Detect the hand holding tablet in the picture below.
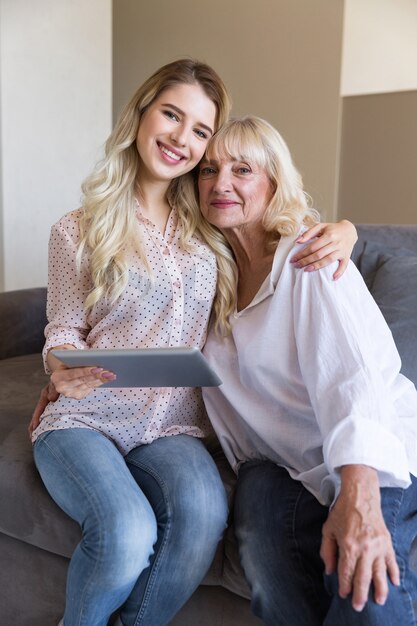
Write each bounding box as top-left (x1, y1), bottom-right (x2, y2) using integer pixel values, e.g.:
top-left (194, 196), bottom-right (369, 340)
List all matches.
top-left (51, 347), bottom-right (222, 388)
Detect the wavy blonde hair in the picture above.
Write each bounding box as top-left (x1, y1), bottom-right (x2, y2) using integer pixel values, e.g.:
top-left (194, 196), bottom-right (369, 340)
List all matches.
top-left (198, 116), bottom-right (320, 334)
top-left (77, 58), bottom-right (231, 309)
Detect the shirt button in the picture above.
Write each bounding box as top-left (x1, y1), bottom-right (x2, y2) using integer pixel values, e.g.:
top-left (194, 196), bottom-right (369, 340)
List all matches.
top-left (174, 319), bottom-right (181, 326)
top-left (163, 248), bottom-right (170, 255)
top-left (173, 280), bottom-right (181, 289)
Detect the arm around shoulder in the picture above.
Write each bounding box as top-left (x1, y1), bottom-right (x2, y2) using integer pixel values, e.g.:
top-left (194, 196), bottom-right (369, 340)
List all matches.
top-left (292, 220), bottom-right (357, 279)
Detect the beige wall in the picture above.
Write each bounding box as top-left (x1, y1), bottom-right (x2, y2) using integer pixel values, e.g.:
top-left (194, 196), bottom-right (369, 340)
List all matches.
top-left (341, 0), bottom-right (417, 96)
top-left (338, 91), bottom-right (417, 224)
top-left (113, 0), bottom-right (344, 220)
top-left (339, 0), bottom-right (417, 224)
top-left (0, 0), bottom-right (112, 291)
top-left (1, 1), bottom-right (415, 293)
top-left (0, 44), bottom-right (4, 292)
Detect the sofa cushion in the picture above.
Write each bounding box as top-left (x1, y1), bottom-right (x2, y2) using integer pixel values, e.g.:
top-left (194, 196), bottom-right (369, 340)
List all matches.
top-left (208, 446), bottom-right (251, 599)
top-left (370, 254), bottom-right (417, 387)
top-left (0, 288), bottom-right (47, 359)
top-left (0, 354), bottom-right (81, 557)
top-left (355, 241), bottom-right (417, 387)
top-left (353, 240), bottom-right (416, 289)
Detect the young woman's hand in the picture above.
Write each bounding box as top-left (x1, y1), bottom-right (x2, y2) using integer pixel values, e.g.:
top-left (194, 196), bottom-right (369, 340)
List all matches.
top-left (28, 346), bottom-right (116, 438)
top-left (291, 220), bottom-right (358, 280)
top-left (45, 344), bottom-right (116, 400)
top-left (49, 364), bottom-right (116, 400)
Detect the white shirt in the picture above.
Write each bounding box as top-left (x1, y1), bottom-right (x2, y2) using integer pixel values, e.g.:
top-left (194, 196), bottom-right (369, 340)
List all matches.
top-left (203, 234), bottom-right (417, 505)
top-left (32, 207), bottom-right (217, 455)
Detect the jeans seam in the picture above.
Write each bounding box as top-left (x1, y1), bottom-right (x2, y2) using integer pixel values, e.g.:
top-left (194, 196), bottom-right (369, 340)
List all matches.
top-left (387, 487), bottom-right (404, 556)
top-left (126, 457), bottom-right (172, 626)
top-left (395, 554), bottom-right (417, 625)
top-left (387, 488), bottom-right (416, 624)
top-left (36, 434), bottom-right (105, 626)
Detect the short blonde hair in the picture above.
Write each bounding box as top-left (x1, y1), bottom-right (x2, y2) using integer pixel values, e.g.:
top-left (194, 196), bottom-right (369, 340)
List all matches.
top-left (201, 116), bottom-right (320, 333)
top-left (204, 115), bottom-right (319, 239)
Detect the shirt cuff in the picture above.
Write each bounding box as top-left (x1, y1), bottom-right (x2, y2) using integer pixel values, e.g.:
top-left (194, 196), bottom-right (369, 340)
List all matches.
top-left (43, 335), bottom-right (88, 374)
top-left (323, 415), bottom-right (411, 490)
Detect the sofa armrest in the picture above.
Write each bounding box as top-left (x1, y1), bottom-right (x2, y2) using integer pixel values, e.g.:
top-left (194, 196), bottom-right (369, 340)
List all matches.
top-left (0, 288), bottom-right (47, 359)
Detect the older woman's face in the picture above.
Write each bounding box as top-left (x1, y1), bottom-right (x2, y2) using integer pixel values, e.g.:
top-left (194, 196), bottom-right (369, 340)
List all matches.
top-left (198, 157), bottom-right (273, 232)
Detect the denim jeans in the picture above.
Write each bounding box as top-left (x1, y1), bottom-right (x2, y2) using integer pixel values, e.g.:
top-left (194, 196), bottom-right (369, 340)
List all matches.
top-left (234, 460), bottom-right (417, 626)
top-left (34, 429), bottom-right (227, 626)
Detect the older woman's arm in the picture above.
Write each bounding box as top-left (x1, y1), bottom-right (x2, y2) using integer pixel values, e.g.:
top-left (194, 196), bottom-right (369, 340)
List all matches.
top-left (320, 464), bottom-right (400, 612)
top-left (291, 220), bottom-right (358, 280)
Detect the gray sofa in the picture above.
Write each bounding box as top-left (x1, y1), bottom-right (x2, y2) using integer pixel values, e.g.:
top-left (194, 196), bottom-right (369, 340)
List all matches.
top-left (1, 224), bottom-right (417, 626)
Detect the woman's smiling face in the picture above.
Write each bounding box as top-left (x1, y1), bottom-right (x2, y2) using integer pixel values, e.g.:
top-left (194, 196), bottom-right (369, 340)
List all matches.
top-left (136, 83), bottom-right (216, 186)
top-left (198, 156), bottom-right (273, 233)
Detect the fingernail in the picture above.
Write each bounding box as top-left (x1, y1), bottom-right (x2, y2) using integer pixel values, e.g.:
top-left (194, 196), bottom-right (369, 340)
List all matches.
top-left (101, 372), bottom-right (116, 380)
top-left (304, 265), bottom-right (315, 272)
top-left (91, 367), bottom-right (103, 374)
top-left (293, 262), bottom-right (302, 269)
top-left (296, 236), bottom-right (304, 242)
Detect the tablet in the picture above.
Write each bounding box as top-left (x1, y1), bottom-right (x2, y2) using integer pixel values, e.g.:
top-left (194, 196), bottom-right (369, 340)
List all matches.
top-left (51, 347), bottom-right (222, 388)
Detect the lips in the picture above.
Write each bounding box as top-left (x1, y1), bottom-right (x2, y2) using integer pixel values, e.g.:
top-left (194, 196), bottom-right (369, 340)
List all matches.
top-left (157, 141), bottom-right (185, 162)
top-left (210, 199), bottom-right (239, 208)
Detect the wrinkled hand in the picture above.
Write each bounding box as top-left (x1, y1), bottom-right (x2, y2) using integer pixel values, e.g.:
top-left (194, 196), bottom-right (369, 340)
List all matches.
top-left (28, 366), bottom-right (116, 439)
top-left (320, 465), bottom-right (399, 612)
top-left (291, 220), bottom-right (358, 280)
top-left (28, 380), bottom-right (60, 437)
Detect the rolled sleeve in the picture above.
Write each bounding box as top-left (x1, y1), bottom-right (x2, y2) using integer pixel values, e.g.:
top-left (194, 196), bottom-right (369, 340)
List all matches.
top-left (324, 416), bottom-right (411, 488)
top-left (293, 261), bottom-right (411, 489)
top-left (43, 216), bottom-right (91, 371)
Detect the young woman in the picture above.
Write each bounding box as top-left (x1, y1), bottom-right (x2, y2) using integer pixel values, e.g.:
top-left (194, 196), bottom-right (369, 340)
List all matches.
top-left (29, 59), bottom-right (357, 626)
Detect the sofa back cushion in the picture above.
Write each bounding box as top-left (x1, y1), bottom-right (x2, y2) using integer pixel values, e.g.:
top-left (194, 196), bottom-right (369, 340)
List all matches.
top-left (0, 288), bottom-right (47, 359)
top-left (354, 226), bottom-right (417, 388)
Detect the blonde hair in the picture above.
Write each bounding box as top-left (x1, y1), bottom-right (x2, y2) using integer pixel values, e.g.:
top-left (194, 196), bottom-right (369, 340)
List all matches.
top-left (78, 58), bottom-right (231, 309)
top-left (200, 116), bottom-right (320, 333)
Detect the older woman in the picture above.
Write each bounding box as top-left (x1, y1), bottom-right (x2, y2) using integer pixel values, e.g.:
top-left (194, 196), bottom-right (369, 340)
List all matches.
top-left (198, 116), bottom-right (417, 626)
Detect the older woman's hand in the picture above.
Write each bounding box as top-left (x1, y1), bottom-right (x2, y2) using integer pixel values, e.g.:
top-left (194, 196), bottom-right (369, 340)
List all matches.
top-left (291, 220), bottom-right (358, 280)
top-left (320, 465), bottom-right (399, 612)
top-left (28, 380), bottom-right (60, 438)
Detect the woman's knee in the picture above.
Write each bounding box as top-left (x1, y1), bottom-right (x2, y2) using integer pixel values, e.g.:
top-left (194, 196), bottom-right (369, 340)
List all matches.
top-left (174, 443), bottom-right (228, 536)
top-left (128, 435), bottom-right (228, 537)
top-left (84, 497), bottom-right (158, 583)
top-left (324, 571), bottom-right (416, 626)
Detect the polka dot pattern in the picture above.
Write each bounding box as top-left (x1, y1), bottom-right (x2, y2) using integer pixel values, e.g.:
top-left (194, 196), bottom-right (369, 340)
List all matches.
top-left (32, 207), bottom-right (217, 455)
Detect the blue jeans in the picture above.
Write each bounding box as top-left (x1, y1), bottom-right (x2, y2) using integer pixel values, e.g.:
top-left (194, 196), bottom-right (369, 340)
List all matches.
top-left (34, 430), bottom-right (227, 626)
top-left (234, 460), bottom-right (417, 626)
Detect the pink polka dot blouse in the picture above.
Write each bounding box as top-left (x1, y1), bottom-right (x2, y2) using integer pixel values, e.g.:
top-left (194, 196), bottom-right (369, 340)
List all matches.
top-left (31, 207), bottom-right (217, 455)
